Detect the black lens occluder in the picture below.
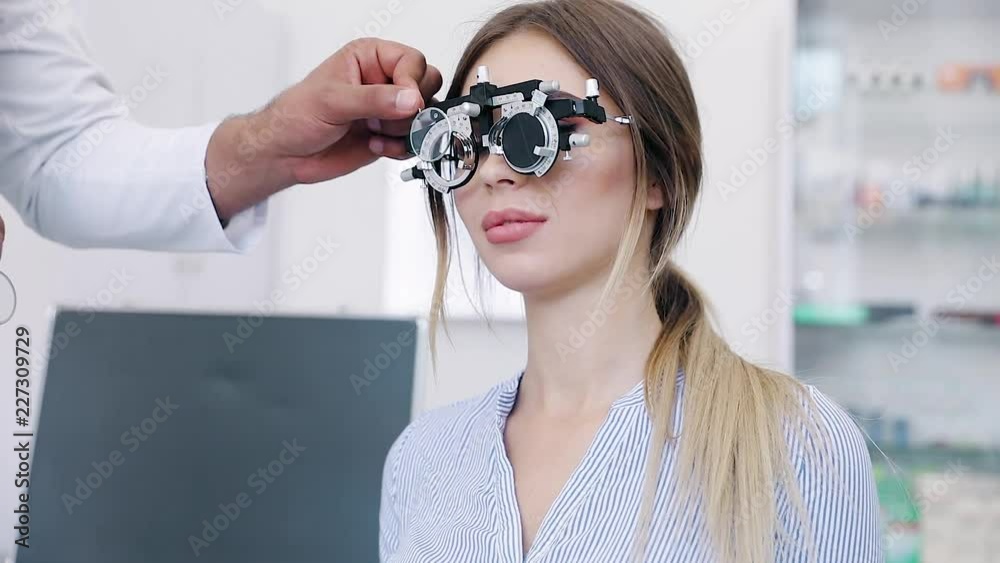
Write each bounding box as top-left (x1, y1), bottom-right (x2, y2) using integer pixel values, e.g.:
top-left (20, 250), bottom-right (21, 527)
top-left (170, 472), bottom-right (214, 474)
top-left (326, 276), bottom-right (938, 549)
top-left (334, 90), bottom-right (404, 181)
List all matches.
top-left (502, 113), bottom-right (546, 170)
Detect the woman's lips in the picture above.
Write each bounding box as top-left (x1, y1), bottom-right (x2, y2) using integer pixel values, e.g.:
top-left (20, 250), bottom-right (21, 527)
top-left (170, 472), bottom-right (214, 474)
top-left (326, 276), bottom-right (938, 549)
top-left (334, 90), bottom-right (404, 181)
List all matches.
top-left (481, 207), bottom-right (549, 244)
top-left (484, 219), bottom-right (547, 244)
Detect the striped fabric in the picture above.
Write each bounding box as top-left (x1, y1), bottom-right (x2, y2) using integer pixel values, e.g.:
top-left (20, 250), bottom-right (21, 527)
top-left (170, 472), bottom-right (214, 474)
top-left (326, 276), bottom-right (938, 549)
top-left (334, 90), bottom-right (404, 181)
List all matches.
top-left (379, 369), bottom-right (883, 563)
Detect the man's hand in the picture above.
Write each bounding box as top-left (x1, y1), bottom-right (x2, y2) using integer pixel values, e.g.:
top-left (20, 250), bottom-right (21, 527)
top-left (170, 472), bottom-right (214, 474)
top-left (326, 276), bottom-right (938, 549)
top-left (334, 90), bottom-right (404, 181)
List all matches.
top-left (204, 37), bottom-right (442, 222)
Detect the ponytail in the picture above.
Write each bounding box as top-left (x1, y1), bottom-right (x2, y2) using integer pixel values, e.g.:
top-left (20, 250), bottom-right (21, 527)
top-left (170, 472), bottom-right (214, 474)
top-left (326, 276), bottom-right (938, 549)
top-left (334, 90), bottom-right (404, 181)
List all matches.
top-left (631, 263), bottom-right (815, 563)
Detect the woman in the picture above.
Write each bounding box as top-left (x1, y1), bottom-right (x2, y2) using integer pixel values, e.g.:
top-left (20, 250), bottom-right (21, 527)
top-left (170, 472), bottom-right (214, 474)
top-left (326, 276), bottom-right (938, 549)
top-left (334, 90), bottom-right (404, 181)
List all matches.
top-left (378, 1), bottom-right (881, 562)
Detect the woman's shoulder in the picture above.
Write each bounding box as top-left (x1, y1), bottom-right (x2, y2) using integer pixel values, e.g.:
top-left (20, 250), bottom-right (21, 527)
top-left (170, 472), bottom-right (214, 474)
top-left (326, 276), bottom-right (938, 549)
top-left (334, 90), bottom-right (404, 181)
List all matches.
top-left (796, 383), bottom-right (871, 466)
top-left (384, 373), bottom-right (519, 469)
top-left (773, 383), bottom-right (882, 561)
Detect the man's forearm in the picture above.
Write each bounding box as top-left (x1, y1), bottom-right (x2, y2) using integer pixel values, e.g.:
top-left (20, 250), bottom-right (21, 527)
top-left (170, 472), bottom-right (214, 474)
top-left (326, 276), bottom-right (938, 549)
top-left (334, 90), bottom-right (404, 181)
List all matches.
top-left (204, 106), bottom-right (297, 222)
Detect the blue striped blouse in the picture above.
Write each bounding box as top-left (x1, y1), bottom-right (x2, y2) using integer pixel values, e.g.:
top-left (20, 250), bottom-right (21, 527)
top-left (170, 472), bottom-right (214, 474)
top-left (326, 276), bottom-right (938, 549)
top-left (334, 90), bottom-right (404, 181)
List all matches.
top-left (378, 369), bottom-right (883, 562)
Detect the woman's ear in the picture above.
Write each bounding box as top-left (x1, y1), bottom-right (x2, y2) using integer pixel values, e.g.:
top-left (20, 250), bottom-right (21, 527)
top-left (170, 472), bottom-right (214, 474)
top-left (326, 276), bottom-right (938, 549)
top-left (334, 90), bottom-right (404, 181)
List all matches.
top-left (646, 182), bottom-right (664, 211)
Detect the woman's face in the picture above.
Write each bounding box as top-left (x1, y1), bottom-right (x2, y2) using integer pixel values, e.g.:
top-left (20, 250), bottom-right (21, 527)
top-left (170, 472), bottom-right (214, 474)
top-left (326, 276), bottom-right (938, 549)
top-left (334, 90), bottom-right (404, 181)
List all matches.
top-left (453, 29), bottom-right (662, 298)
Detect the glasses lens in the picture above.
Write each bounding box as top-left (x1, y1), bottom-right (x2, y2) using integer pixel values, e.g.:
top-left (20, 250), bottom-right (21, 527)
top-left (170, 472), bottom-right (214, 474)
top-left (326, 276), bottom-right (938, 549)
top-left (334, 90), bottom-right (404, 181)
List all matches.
top-left (410, 107), bottom-right (452, 161)
top-left (436, 133), bottom-right (477, 183)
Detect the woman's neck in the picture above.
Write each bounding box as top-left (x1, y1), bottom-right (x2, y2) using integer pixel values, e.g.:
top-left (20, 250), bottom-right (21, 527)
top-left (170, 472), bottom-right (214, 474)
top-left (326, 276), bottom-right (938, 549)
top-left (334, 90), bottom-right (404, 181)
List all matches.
top-left (517, 266), bottom-right (662, 418)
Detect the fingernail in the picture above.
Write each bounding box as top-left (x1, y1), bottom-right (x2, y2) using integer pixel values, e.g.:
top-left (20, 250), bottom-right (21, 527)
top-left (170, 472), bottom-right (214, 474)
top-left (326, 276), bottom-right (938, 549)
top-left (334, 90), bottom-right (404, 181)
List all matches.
top-left (369, 137), bottom-right (384, 154)
top-left (367, 118), bottom-right (381, 132)
top-left (395, 89), bottom-right (420, 112)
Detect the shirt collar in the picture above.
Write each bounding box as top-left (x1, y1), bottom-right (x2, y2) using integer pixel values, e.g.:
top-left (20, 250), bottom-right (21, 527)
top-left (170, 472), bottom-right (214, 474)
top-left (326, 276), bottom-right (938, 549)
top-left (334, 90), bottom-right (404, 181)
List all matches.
top-left (494, 368), bottom-right (685, 424)
top-left (494, 370), bottom-right (522, 425)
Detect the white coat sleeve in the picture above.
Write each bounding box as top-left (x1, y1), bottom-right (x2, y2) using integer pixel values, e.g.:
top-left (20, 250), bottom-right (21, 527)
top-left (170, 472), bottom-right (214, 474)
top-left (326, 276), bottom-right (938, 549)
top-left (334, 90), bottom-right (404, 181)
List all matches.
top-left (0, 1), bottom-right (267, 252)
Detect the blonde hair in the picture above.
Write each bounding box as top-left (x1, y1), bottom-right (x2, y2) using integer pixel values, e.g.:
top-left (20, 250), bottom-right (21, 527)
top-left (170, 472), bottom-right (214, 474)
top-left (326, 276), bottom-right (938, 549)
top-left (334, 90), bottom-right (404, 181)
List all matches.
top-left (424, 1), bottom-right (826, 561)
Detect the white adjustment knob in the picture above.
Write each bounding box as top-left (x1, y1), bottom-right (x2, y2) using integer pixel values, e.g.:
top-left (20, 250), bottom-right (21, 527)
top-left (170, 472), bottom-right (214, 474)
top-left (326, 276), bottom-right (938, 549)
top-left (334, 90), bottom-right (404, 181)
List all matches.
top-left (539, 80), bottom-right (560, 94)
top-left (568, 133), bottom-right (590, 148)
top-left (585, 78), bottom-right (599, 98)
top-left (477, 65), bottom-right (490, 83)
top-left (458, 102), bottom-right (481, 117)
top-left (401, 168), bottom-right (417, 182)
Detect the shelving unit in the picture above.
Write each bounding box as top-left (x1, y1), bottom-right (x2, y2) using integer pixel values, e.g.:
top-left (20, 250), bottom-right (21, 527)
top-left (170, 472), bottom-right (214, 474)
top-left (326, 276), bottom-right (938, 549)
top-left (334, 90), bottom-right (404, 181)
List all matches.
top-left (794, 1), bottom-right (1000, 561)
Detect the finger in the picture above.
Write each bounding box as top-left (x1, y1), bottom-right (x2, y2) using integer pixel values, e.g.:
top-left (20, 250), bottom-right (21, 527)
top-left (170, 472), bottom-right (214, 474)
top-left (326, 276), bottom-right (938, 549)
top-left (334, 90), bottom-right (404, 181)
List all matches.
top-left (374, 91), bottom-right (444, 138)
top-left (374, 40), bottom-right (428, 93)
top-left (350, 38), bottom-right (428, 93)
top-left (328, 83), bottom-right (423, 123)
top-left (354, 47), bottom-right (389, 87)
top-left (379, 65), bottom-right (443, 132)
top-left (368, 135), bottom-right (411, 160)
top-left (367, 113), bottom-right (413, 138)
top-left (363, 40), bottom-right (442, 105)
top-left (367, 116), bottom-right (411, 138)
top-left (416, 63), bottom-right (443, 101)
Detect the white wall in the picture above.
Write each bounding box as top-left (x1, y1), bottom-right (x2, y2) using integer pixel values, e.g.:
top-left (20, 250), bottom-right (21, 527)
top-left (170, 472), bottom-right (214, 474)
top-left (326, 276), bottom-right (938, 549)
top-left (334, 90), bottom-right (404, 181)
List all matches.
top-left (657, 0), bottom-right (796, 371)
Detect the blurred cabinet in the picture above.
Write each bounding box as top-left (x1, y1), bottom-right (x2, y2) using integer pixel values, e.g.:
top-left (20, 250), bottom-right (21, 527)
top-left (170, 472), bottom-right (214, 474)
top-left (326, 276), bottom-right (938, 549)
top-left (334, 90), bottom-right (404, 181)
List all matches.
top-left (793, 1), bottom-right (1000, 561)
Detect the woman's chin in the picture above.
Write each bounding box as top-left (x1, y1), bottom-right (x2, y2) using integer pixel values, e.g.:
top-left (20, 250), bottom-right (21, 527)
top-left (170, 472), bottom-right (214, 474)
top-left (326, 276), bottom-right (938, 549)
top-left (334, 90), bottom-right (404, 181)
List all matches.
top-left (490, 269), bottom-right (558, 296)
top-left (489, 265), bottom-right (575, 298)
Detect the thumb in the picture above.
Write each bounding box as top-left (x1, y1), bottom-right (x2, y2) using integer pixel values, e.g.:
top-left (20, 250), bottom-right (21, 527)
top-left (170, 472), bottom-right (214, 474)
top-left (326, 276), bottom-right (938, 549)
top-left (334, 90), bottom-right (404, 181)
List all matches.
top-left (324, 83), bottom-right (424, 123)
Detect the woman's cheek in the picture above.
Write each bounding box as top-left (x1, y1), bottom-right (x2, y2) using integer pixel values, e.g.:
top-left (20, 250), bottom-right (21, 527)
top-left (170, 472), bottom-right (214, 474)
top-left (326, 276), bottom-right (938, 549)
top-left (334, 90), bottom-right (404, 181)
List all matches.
top-left (453, 191), bottom-right (473, 223)
top-left (454, 194), bottom-right (483, 243)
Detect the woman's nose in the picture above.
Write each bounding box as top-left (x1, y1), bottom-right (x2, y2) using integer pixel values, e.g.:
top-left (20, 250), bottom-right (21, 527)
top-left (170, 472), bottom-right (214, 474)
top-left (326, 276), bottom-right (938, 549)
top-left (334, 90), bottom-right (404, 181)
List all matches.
top-left (476, 149), bottom-right (526, 191)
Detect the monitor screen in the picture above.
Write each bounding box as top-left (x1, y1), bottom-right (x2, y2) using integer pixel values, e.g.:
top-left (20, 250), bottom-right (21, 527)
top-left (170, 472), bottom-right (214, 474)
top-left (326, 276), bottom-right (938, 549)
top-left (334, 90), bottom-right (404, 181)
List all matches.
top-left (18, 310), bottom-right (418, 563)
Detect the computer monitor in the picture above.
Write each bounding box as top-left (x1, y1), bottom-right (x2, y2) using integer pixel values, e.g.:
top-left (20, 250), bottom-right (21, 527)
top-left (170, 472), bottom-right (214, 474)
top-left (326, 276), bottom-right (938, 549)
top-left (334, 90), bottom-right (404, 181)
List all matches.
top-left (18, 310), bottom-right (420, 563)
